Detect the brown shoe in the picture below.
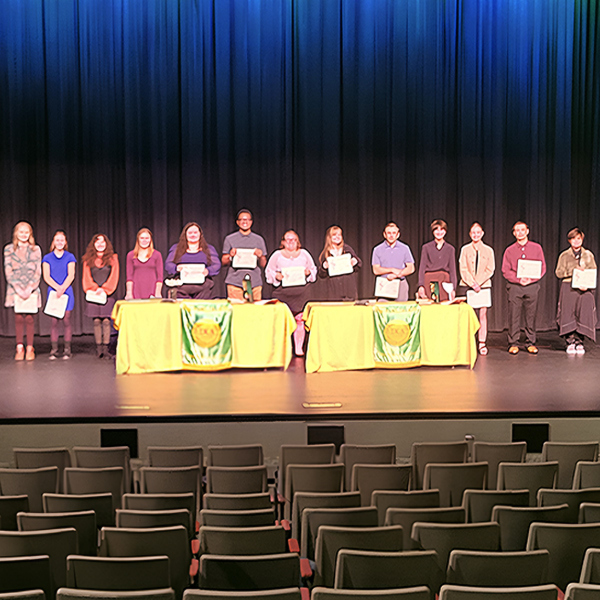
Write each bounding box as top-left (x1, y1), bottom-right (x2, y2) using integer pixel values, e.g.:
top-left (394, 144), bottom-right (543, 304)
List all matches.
top-left (508, 346), bottom-right (519, 355)
top-left (527, 345), bottom-right (539, 354)
top-left (25, 346), bottom-right (35, 361)
top-left (15, 345), bottom-right (25, 361)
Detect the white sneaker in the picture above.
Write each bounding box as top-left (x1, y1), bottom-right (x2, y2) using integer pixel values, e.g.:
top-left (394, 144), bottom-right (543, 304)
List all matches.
top-left (566, 343), bottom-right (577, 355)
top-left (576, 344), bottom-right (586, 355)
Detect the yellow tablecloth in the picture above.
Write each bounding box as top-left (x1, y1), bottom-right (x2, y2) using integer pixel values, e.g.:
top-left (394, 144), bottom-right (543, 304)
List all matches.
top-left (112, 300), bottom-right (296, 374)
top-left (303, 302), bottom-right (480, 373)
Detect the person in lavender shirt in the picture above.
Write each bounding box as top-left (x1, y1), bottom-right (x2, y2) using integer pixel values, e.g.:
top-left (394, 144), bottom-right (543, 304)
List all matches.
top-left (125, 228), bottom-right (163, 300)
top-left (265, 230), bottom-right (317, 356)
top-left (165, 222), bottom-right (221, 299)
top-left (418, 219), bottom-right (457, 302)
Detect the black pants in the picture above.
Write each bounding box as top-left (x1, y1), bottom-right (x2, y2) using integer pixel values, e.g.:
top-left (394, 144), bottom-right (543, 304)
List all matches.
top-left (506, 282), bottom-right (540, 346)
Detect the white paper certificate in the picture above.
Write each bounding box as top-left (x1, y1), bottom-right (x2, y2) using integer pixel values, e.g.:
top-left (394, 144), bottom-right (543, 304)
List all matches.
top-left (281, 266), bottom-right (306, 287)
top-left (86, 289), bottom-right (107, 305)
top-left (44, 290), bottom-right (69, 319)
top-left (517, 259), bottom-right (543, 279)
top-left (374, 276), bottom-right (400, 299)
top-left (232, 248), bottom-right (258, 269)
top-left (180, 264), bottom-right (206, 284)
top-left (327, 253), bottom-right (354, 277)
top-left (14, 292), bottom-right (39, 314)
top-left (572, 269), bottom-right (597, 290)
top-left (466, 288), bottom-right (492, 309)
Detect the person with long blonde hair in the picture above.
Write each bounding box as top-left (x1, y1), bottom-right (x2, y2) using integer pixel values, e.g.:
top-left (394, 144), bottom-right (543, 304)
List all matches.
top-left (125, 228), bottom-right (163, 299)
top-left (318, 225), bottom-right (361, 301)
top-left (4, 221), bottom-right (42, 360)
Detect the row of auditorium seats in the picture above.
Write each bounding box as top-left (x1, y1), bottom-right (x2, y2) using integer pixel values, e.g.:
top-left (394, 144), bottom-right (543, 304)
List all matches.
top-left (1, 441), bottom-right (600, 600)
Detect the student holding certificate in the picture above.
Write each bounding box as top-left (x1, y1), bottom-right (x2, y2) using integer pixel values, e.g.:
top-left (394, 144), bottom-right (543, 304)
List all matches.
top-left (221, 210), bottom-right (267, 300)
top-left (165, 222), bottom-right (220, 299)
top-left (125, 228), bottom-right (163, 300)
top-left (82, 233), bottom-right (120, 359)
top-left (42, 231), bottom-right (77, 359)
top-left (4, 221), bottom-right (42, 361)
top-left (318, 226), bottom-right (361, 301)
top-left (501, 221), bottom-right (546, 354)
top-left (417, 219), bottom-right (457, 302)
top-left (458, 223), bottom-right (495, 355)
top-left (555, 227), bottom-right (597, 354)
top-left (265, 230), bottom-right (317, 356)
top-left (371, 222), bottom-right (415, 301)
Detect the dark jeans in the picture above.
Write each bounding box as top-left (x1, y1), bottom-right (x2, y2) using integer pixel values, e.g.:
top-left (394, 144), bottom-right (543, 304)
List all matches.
top-left (506, 282), bottom-right (540, 346)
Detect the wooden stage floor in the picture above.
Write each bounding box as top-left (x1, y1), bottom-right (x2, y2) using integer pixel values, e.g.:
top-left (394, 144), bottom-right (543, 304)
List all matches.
top-left (1, 332), bottom-right (600, 423)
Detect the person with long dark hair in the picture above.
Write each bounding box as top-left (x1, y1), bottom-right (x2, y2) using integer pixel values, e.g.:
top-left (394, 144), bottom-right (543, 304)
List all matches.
top-left (42, 230), bottom-right (77, 359)
top-left (318, 225), bottom-right (361, 301)
top-left (82, 233), bottom-right (119, 358)
top-left (125, 228), bottom-right (163, 300)
top-left (165, 222), bottom-right (220, 299)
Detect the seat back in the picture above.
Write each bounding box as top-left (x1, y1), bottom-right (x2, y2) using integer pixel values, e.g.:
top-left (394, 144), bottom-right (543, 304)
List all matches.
top-left (13, 448), bottom-right (71, 494)
top-left (199, 525), bottom-right (287, 556)
top-left (0, 496), bottom-right (29, 531)
top-left (43, 493), bottom-right (114, 529)
top-left (57, 589), bottom-right (175, 600)
top-left (302, 506), bottom-right (378, 559)
top-left (0, 555), bottom-right (52, 600)
top-left (203, 493), bottom-right (273, 512)
top-left (148, 446), bottom-right (203, 469)
top-left (278, 444), bottom-right (335, 496)
top-left (541, 442), bottom-right (599, 489)
top-left (438, 583), bottom-right (559, 600)
top-left (410, 442), bottom-right (468, 490)
top-left (372, 490), bottom-right (440, 526)
top-left (0, 468), bottom-right (59, 513)
top-left (573, 462), bottom-right (600, 490)
top-left (18, 511), bottom-right (97, 556)
top-left (66, 554), bottom-right (171, 591)
top-left (64, 467), bottom-right (124, 513)
top-left (472, 442), bottom-right (527, 490)
top-left (527, 522), bottom-right (600, 591)
top-left (122, 493), bottom-right (195, 533)
top-left (313, 588), bottom-right (431, 600)
top-left (183, 589), bottom-right (302, 600)
top-left (207, 445), bottom-right (263, 467)
top-left (565, 583), bottom-right (600, 600)
top-left (0, 591), bottom-right (47, 600)
top-left (199, 508), bottom-right (275, 528)
top-left (579, 547), bottom-right (600, 584)
top-left (462, 489), bottom-right (529, 523)
top-left (537, 488), bottom-right (600, 524)
top-left (99, 525), bottom-right (189, 599)
top-left (492, 503), bottom-right (571, 551)
top-left (386, 507), bottom-right (466, 550)
top-left (411, 522), bottom-right (500, 571)
top-left (0, 528), bottom-right (78, 595)
top-left (72, 447), bottom-right (131, 493)
top-left (497, 462), bottom-right (558, 505)
top-left (351, 465), bottom-right (411, 506)
top-left (116, 509), bottom-right (191, 536)
top-left (340, 445), bottom-right (396, 491)
top-left (334, 549), bottom-right (442, 596)
top-left (423, 463), bottom-right (488, 507)
top-left (314, 525), bottom-right (403, 587)
top-left (446, 549), bottom-right (550, 587)
top-left (199, 553), bottom-right (301, 591)
top-left (205, 466), bottom-right (267, 495)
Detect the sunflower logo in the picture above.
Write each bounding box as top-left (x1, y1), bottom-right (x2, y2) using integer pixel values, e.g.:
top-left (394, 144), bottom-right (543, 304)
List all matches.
top-left (192, 320), bottom-right (221, 348)
top-left (383, 320), bottom-right (411, 347)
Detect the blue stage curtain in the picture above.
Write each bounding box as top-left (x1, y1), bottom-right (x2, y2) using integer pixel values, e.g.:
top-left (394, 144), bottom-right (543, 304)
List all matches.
top-left (0, 0), bottom-right (598, 334)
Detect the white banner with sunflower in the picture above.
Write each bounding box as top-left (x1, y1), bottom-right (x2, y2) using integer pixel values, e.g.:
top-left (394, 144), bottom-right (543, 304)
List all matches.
top-left (373, 302), bottom-right (421, 368)
top-left (180, 300), bottom-right (233, 370)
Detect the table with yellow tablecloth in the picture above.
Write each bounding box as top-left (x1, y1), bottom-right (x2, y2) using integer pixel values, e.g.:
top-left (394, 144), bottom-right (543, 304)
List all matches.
top-left (303, 302), bottom-right (480, 373)
top-left (112, 300), bottom-right (296, 374)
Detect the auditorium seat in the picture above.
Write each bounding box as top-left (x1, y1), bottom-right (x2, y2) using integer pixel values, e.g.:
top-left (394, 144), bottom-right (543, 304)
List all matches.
top-left (203, 492), bottom-right (273, 512)
top-left (351, 465), bottom-right (411, 506)
top-left (199, 508), bottom-right (275, 528)
top-left (537, 487), bottom-right (600, 523)
top-left (140, 466), bottom-right (202, 517)
top-left (572, 462), bottom-right (600, 489)
top-left (147, 446), bottom-right (203, 469)
top-left (73, 447), bottom-right (132, 494)
top-left (0, 555), bottom-right (52, 600)
top-left (541, 442), bottom-right (599, 489)
top-left (472, 442), bottom-right (527, 490)
top-left (371, 490), bottom-right (440, 526)
top-left (122, 492), bottom-right (196, 533)
top-left (116, 508), bottom-right (191, 536)
top-left (497, 462), bottom-right (558, 505)
top-left (312, 588), bottom-right (431, 600)
top-left (183, 588), bottom-right (302, 600)
top-left (277, 444), bottom-right (335, 497)
top-left (565, 583), bottom-right (600, 600)
top-left (339, 444), bottom-right (396, 491)
top-left (205, 466), bottom-right (268, 495)
top-left (438, 584), bottom-right (558, 599)
top-left (13, 447), bottom-right (71, 493)
top-left (410, 442), bottom-right (468, 490)
top-left (43, 493), bottom-right (115, 529)
top-left (578, 502), bottom-right (600, 523)
top-left (0, 467), bottom-right (59, 513)
top-left (207, 445), bottom-right (263, 467)
top-left (0, 496), bottom-right (29, 530)
top-left (57, 589), bottom-right (175, 600)
top-left (64, 467), bottom-right (125, 514)
top-left (580, 547), bottom-right (600, 584)
top-left (198, 525), bottom-right (287, 556)
top-left (423, 463), bottom-right (488, 507)
top-left (462, 489), bottom-right (529, 522)
top-left (0, 592), bottom-right (46, 600)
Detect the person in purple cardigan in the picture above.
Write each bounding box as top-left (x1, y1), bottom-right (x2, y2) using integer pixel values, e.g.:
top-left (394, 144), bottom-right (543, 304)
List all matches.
top-left (165, 222), bottom-right (221, 299)
top-left (418, 219), bottom-right (457, 302)
top-left (125, 228), bottom-right (163, 300)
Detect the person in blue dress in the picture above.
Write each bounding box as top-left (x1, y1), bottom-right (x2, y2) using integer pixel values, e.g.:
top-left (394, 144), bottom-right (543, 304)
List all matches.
top-left (42, 230), bottom-right (77, 359)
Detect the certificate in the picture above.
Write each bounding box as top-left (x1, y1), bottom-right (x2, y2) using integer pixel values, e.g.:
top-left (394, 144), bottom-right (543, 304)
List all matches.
top-left (44, 290), bottom-right (69, 319)
top-left (86, 289), bottom-right (107, 305)
top-left (517, 259), bottom-right (542, 279)
top-left (281, 266), bottom-right (306, 287)
top-left (232, 248), bottom-right (258, 269)
top-left (572, 269), bottom-right (597, 290)
top-left (374, 276), bottom-right (400, 299)
top-left (466, 288), bottom-right (492, 309)
top-left (180, 264), bottom-right (206, 284)
top-left (327, 253), bottom-right (354, 277)
top-left (14, 291), bottom-right (39, 314)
